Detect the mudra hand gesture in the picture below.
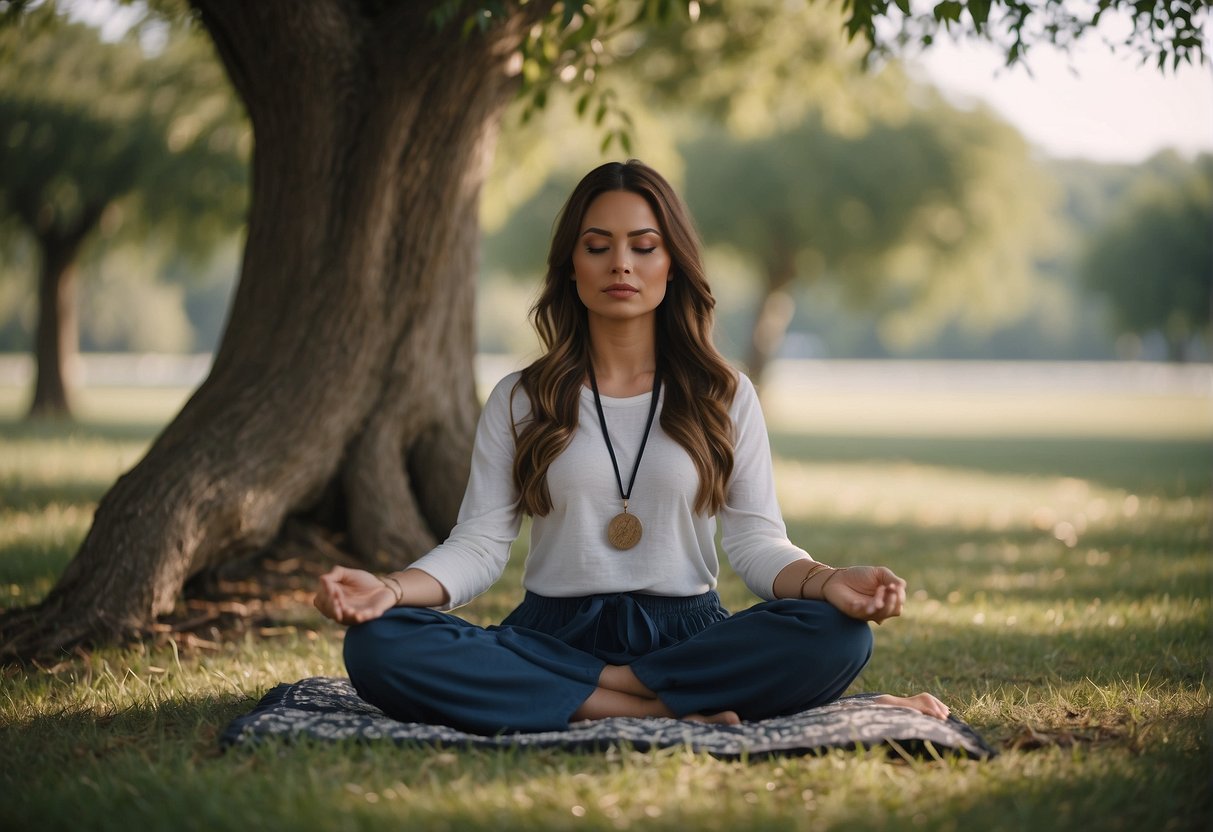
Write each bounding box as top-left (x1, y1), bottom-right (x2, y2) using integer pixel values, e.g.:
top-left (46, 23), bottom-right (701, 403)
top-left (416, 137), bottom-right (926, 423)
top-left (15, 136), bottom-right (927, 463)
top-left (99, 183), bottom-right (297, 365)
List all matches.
top-left (821, 565), bottom-right (907, 624)
top-left (313, 565), bottom-right (397, 625)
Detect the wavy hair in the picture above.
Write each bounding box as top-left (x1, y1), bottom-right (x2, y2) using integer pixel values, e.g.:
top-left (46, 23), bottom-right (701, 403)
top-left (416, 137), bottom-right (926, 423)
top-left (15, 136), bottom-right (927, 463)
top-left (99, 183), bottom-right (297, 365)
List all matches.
top-left (512, 160), bottom-right (737, 516)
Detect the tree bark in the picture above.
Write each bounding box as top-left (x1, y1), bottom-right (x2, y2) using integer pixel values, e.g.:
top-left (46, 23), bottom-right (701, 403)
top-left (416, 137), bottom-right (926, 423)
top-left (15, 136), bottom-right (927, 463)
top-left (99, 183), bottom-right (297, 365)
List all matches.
top-left (27, 233), bottom-right (84, 419)
top-left (0, 0), bottom-right (545, 660)
top-left (745, 246), bottom-right (799, 386)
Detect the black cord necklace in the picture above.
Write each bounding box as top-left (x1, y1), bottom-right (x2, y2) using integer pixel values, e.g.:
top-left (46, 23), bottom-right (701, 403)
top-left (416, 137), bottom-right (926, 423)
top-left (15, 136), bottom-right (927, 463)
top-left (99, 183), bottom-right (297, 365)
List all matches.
top-left (587, 363), bottom-right (662, 550)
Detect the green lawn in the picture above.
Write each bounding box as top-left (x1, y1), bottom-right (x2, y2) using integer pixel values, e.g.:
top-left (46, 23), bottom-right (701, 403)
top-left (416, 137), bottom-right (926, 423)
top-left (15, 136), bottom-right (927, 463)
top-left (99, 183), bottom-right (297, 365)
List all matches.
top-left (1, 380), bottom-right (1209, 831)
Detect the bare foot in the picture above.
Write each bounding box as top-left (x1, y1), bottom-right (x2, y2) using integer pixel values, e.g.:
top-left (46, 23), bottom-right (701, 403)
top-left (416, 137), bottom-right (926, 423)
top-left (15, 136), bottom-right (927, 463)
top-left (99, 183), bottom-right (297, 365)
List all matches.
top-left (873, 692), bottom-right (950, 720)
top-left (682, 710), bottom-right (741, 726)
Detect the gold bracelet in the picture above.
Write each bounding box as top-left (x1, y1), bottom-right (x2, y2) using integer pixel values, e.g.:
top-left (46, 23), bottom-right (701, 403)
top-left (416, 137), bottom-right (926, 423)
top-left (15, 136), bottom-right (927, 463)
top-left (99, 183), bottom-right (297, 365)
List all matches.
top-left (819, 567), bottom-right (846, 597)
top-left (379, 574), bottom-right (404, 606)
top-left (798, 563), bottom-right (832, 599)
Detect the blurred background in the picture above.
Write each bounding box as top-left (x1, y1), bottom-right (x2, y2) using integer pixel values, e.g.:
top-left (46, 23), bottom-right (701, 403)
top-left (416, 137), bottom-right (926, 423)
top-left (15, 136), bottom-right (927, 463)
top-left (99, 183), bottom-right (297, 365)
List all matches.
top-left (0, 0), bottom-right (1209, 413)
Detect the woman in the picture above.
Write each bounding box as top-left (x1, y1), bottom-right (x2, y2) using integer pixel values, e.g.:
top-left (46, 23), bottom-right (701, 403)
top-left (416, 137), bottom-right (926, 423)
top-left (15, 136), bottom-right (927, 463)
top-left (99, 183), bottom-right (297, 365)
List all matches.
top-left (314, 160), bottom-right (947, 733)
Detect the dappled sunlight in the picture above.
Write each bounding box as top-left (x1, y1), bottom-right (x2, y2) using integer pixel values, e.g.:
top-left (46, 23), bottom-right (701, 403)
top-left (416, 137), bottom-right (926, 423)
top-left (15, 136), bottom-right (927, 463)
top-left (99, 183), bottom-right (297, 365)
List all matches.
top-left (2, 435), bottom-right (147, 496)
top-left (3, 627), bottom-right (346, 728)
top-left (770, 457), bottom-right (1197, 549)
top-left (0, 503), bottom-right (91, 606)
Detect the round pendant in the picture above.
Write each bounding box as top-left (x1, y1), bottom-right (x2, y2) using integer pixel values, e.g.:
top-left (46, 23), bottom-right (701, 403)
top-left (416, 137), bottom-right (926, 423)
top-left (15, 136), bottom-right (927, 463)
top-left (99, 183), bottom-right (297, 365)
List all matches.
top-left (607, 511), bottom-right (643, 550)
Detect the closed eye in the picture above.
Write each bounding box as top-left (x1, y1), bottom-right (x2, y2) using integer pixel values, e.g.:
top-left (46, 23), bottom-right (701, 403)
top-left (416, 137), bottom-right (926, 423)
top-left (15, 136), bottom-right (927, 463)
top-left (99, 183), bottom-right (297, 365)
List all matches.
top-left (585, 245), bottom-right (609, 254)
top-left (634, 246), bottom-right (657, 255)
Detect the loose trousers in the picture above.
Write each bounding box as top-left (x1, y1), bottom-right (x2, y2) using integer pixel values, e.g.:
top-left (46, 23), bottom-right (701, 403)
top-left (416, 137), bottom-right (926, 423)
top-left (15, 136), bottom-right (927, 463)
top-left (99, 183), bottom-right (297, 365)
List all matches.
top-left (343, 590), bottom-right (873, 736)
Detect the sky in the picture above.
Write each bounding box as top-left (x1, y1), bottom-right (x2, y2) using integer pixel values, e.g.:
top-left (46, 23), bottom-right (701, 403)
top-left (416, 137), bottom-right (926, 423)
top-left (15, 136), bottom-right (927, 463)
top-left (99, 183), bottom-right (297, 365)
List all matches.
top-left (908, 31), bottom-right (1213, 163)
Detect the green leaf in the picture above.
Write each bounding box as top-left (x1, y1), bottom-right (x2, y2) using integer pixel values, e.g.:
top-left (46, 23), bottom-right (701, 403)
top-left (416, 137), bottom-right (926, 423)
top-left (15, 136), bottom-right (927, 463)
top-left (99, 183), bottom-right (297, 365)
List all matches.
top-left (968, 0), bottom-right (991, 28)
top-left (600, 130), bottom-right (614, 154)
top-left (933, 1), bottom-right (963, 23)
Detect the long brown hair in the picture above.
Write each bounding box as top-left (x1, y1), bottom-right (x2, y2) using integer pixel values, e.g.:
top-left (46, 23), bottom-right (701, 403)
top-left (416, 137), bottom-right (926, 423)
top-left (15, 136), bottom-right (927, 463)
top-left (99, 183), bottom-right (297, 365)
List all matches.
top-left (512, 160), bottom-right (737, 516)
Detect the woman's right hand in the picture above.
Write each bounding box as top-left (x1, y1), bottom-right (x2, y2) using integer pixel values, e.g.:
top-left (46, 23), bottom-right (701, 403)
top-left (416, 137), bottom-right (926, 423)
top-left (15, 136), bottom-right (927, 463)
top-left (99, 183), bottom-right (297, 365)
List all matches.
top-left (313, 565), bottom-right (396, 625)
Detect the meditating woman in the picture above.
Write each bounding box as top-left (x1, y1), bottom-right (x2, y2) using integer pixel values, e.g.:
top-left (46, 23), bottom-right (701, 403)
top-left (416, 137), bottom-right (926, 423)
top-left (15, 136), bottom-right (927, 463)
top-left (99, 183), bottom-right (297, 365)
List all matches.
top-left (313, 160), bottom-right (947, 733)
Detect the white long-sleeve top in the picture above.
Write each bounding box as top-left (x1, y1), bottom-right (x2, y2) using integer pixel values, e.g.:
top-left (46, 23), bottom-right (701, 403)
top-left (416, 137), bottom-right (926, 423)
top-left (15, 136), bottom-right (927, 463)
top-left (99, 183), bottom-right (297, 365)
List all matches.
top-left (407, 370), bottom-right (813, 609)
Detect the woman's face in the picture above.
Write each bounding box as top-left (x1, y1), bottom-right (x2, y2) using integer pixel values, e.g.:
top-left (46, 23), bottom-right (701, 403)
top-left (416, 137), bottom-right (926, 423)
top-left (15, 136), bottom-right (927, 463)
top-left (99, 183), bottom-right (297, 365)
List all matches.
top-left (571, 190), bottom-right (671, 325)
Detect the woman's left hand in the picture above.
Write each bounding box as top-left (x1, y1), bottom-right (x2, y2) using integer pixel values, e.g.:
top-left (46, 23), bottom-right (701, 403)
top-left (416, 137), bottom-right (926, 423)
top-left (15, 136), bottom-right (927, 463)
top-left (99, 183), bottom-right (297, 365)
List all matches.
top-left (821, 566), bottom-right (906, 624)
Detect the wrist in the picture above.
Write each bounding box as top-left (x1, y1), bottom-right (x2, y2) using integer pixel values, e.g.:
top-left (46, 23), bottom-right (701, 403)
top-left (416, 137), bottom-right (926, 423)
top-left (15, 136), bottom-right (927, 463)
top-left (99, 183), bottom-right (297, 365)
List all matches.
top-left (798, 562), bottom-right (835, 600)
top-left (818, 567), bottom-right (846, 601)
top-left (379, 573), bottom-right (404, 606)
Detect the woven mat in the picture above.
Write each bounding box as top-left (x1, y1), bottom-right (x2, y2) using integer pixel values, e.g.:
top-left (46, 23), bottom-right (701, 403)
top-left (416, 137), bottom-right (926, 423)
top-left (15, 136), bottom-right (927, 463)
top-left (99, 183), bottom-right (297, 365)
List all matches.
top-left (221, 676), bottom-right (995, 759)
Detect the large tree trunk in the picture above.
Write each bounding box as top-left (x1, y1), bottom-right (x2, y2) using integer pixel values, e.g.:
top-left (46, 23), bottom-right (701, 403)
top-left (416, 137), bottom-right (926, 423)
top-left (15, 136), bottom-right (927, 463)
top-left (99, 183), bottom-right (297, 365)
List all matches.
top-left (27, 233), bottom-right (83, 419)
top-left (0, 0), bottom-right (544, 659)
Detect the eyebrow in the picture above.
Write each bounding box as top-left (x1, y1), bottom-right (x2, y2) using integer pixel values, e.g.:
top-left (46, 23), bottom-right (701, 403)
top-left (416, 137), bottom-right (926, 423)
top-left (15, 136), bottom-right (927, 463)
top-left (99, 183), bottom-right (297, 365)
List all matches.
top-left (580, 227), bottom-right (662, 238)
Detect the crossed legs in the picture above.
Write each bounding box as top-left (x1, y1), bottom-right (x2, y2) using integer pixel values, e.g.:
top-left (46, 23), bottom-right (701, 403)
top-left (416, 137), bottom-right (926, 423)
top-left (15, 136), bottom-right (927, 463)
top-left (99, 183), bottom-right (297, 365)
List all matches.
top-left (571, 664), bottom-right (741, 725)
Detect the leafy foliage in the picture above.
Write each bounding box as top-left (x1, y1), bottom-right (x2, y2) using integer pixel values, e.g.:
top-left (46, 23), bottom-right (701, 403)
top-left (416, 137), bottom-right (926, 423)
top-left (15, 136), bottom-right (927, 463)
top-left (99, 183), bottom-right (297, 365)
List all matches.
top-left (843, 0), bottom-right (1208, 70)
top-left (0, 5), bottom-right (247, 251)
top-left (681, 90), bottom-right (1055, 355)
top-left (1080, 152), bottom-right (1212, 358)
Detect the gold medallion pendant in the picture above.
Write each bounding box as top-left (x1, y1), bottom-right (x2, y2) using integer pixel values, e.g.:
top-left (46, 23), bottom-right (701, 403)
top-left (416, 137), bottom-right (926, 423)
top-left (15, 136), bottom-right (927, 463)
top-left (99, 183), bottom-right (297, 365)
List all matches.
top-left (607, 511), bottom-right (643, 550)
top-left (588, 364), bottom-right (662, 553)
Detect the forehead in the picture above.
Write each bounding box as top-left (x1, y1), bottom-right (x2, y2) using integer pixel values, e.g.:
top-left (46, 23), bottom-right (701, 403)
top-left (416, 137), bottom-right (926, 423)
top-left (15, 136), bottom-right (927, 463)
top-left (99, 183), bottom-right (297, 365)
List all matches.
top-left (580, 190), bottom-right (661, 233)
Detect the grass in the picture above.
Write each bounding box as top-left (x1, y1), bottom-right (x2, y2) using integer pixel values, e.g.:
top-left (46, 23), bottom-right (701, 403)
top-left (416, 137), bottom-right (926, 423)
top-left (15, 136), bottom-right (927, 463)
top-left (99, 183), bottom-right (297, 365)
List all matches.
top-left (1, 379), bottom-right (1210, 831)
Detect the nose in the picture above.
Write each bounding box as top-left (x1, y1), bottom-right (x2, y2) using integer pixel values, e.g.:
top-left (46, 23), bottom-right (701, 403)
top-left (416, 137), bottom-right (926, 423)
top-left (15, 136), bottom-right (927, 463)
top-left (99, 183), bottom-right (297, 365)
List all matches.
top-left (612, 252), bottom-right (632, 274)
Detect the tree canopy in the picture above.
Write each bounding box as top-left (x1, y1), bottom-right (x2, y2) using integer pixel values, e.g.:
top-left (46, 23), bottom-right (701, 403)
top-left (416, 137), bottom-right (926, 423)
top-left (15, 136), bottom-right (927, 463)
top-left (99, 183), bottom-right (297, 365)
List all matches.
top-left (0, 3), bottom-right (247, 415)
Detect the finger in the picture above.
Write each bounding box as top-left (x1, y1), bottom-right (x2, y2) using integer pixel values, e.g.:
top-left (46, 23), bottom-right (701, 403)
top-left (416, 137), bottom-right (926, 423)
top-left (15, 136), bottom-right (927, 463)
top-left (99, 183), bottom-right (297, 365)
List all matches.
top-left (865, 585), bottom-right (882, 615)
top-left (883, 583), bottom-right (902, 614)
top-left (892, 580), bottom-right (906, 603)
top-left (879, 566), bottom-right (904, 585)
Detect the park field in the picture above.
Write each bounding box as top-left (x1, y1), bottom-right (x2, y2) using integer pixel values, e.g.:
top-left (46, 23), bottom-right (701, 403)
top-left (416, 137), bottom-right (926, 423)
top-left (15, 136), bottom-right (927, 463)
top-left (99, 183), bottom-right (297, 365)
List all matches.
top-left (0, 367), bottom-right (1210, 831)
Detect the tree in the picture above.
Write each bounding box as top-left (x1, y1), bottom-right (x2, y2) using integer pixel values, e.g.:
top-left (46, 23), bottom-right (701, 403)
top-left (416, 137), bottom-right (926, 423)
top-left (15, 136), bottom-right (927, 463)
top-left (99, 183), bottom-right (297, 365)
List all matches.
top-left (0, 7), bottom-right (246, 418)
top-left (1080, 153), bottom-right (1212, 361)
top-left (0, 0), bottom-right (1207, 659)
top-left (681, 95), bottom-right (1052, 381)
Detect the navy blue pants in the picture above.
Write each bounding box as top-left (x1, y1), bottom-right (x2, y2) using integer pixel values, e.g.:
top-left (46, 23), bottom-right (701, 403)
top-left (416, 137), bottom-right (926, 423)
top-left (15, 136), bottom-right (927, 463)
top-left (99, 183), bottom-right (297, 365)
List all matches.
top-left (343, 590), bottom-right (873, 736)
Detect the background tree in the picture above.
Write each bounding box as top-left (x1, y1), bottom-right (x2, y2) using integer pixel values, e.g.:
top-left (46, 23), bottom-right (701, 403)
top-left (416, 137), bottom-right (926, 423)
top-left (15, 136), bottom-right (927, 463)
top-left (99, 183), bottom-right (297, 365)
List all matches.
top-left (1080, 153), bottom-right (1212, 361)
top-left (0, 0), bottom-right (1206, 659)
top-left (680, 94), bottom-right (1052, 381)
top-left (0, 6), bottom-right (246, 418)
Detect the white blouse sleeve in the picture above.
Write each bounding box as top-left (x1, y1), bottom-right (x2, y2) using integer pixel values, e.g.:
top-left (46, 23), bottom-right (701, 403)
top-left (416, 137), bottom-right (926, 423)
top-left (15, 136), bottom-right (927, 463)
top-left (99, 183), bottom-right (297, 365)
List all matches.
top-left (717, 372), bottom-right (813, 600)
top-left (405, 373), bottom-right (525, 609)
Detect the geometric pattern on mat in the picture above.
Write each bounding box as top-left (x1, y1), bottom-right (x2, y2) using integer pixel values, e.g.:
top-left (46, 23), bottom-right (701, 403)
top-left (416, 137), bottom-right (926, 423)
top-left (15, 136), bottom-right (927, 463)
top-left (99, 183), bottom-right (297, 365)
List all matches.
top-left (221, 676), bottom-right (996, 760)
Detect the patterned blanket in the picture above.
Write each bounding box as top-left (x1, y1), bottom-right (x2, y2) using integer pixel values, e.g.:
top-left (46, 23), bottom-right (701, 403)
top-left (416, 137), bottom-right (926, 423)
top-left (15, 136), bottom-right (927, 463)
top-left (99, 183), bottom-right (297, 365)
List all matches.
top-left (221, 677), bottom-right (996, 759)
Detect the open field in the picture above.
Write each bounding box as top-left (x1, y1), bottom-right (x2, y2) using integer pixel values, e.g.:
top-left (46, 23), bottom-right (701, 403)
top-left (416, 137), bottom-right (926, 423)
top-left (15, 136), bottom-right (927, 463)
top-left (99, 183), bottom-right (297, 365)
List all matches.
top-left (1, 368), bottom-right (1209, 831)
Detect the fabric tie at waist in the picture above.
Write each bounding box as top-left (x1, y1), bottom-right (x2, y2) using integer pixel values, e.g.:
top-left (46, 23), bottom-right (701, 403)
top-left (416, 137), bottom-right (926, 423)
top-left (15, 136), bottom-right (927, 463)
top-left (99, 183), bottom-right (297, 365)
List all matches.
top-left (500, 590), bottom-right (729, 665)
top-left (549, 594), bottom-right (663, 664)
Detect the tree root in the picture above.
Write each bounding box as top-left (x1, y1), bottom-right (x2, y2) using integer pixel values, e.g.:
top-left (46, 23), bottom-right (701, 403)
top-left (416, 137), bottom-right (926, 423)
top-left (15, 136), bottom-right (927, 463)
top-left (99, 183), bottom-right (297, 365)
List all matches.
top-left (0, 531), bottom-right (350, 667)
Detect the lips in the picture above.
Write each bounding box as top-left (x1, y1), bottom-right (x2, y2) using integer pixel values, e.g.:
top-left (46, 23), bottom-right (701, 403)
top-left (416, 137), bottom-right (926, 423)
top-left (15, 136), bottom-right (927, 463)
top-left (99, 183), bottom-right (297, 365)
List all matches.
top-left (603, 283), bottom-right (639, 298)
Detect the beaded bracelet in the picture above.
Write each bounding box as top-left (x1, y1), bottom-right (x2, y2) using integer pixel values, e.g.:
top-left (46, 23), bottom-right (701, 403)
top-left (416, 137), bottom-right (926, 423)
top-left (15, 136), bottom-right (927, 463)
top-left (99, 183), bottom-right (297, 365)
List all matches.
top-left (798, 562), bottom-right (833, 599)
top-left (379, 574), bottom-right (404, 606)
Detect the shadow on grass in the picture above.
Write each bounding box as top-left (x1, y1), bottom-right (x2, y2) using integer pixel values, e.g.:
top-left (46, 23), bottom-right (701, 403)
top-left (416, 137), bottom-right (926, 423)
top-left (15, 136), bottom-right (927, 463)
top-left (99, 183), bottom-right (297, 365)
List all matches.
top-left (870, 615), bottom-right (1209, 690)
top-left (770, 432), bottom-right (1213, 497)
